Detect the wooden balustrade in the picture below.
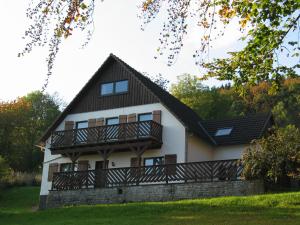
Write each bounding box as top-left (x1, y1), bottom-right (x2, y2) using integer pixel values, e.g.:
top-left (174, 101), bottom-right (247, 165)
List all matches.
top-left (51, 159), bottom-right (243, 191)
top-left (50, 120), bottom-right (163, 150)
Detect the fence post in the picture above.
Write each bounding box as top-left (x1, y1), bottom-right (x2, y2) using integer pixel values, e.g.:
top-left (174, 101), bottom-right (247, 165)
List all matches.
top-left (165, 165), bottom-right (169, 184)
top-left (210, 161), bottom-right (214, 182)
top-left (124, 168), bottom-right (128, 186)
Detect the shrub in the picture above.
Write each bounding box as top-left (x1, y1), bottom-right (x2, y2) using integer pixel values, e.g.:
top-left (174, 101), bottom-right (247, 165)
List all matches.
top-left (242, 125), bottom-right (300, 186)
top-left (5, 171), bottom-right (41, 187)
top-left (0, 156), bottom-right (11, 188)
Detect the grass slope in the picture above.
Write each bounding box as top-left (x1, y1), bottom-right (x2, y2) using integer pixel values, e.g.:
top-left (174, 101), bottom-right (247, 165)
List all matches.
top-left (0, 187), bottom-right (300, 225)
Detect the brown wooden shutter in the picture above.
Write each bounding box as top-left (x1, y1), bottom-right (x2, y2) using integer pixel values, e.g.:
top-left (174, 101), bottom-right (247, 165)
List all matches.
top-left (119, 115), bottom-right (127, 139)
top-left (153, 110), bottom-right (161, 124)
top-left (96, 118), bottom-right (104, 126)
top-left (128, 114), bottom-right (136, 122)
top-left (78, 160), bottom-right (89, 171)
top-left (64, 121), bottom-right (74, 130)
top-left (48, 163), bottom-right (59, 181)
top-left (64, 121), bottom-right (74, 145)
top-left (165, 154), bottom-right (177, 176)
top-left (87, 119), bottom-right (96, 142)
top-left (119, 115), bottom-right (127, 123)
top-left (130, 157), bottom-right (140, 167)
top-left (88, 119), bottom-right (96, 127)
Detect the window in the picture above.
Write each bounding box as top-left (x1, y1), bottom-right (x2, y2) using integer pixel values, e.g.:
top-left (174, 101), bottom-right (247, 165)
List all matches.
top-left (138, 113), bottom-right (153, 122)
top-left (106, 117), bottom-right (119, 125)
top-left (100, 80), bottom-right (128, 96)
top-left (215, 128), bottom-right (233, 136)
top-left (76, 121), bottom-right (88, 129)
top-left (144, 157), bottom-right (164, 176)
top-left (60, 163), bottom-right (73, 172)
top-left (115, 80), bottom-right (128, 93)
top-left (144, 157), bottom-right (164, 166)
top-left (100, 82), bottom-right (114, 96)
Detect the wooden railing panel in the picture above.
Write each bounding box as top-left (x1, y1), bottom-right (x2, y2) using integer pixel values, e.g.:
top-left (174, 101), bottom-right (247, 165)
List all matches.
top-left (51, 159), bottom-right (243, 191)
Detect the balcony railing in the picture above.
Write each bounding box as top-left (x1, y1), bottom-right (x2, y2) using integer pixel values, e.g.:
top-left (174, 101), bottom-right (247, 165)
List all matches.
top-left (51, 159), bottom-right (243, 191)
top-left (50, 120), bottom-right (163, 150)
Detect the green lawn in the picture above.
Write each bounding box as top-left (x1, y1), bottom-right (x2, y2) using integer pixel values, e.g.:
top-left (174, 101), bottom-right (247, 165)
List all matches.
top-left (0, 187), bottom-right (300, 225)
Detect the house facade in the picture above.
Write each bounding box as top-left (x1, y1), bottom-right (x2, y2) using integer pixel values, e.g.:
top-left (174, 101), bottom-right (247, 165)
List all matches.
top-left (39, 54), bottom-right (273, 208)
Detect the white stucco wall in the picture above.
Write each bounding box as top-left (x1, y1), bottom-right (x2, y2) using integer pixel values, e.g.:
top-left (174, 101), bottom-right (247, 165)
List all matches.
top-left (40, 103), bottom-right (187, 195)
top-left (186, 134), bottom-right (213, 162)
top-left (213, 145), bottom-right (248, 160)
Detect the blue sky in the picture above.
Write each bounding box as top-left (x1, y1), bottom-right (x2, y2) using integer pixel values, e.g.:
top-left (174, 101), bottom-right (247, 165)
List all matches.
top-left (0, 0), bottom-right (248, 103)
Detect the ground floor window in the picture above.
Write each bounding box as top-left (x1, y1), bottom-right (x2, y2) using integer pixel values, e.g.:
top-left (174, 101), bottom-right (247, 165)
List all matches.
top-left (143, 157), bottom-right (164, 176)
top-left (60, 163), bottom-right (73, 172)
top-left (144, 157), bottom-right (164, 166)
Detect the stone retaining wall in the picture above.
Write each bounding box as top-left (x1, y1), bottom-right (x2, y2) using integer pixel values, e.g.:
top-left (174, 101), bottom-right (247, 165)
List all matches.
top-left (40, 180), bottom-right (264, 209)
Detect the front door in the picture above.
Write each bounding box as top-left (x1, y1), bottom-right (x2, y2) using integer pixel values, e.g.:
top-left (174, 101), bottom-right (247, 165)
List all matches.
top-left (95, 160), bottom-right (109, 188)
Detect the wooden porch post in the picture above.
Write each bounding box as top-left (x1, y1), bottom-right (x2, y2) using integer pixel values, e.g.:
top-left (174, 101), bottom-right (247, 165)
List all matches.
top-left (65, 152), bottom-right (82, 171)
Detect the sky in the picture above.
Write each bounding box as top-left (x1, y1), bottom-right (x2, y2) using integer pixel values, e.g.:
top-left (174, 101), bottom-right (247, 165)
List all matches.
top-left (0, 0), bottom-right (245, 103)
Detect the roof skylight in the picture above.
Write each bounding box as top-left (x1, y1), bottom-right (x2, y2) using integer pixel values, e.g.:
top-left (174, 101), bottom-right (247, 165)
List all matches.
top-left (215, 128), bottom-right (233, 136)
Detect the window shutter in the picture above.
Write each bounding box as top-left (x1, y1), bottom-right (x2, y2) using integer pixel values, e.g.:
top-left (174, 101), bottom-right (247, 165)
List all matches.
top-left (64, 121), bottom-right (74, 145)
top-left (128, 114), bottom-right (136, 122)
top-left (87, 119), bottom-right (97, 142)
top-left (96, 118), bottom-right (104, 126)
top-left (48, 163), bottom-right (59, 181)
top-left (165, 154), bottom-right (177, 164)
top-left (130, 157), bottom-right (140, 167)
top-left (88, 119), bottom-right (96, 127)
top-left (165, 154), bottom-right (177, 176)
top-left (119, 115), bottom-right (127, 123)
top-left (64, 121), bottom-right (74, 130)
top-left (78, 160), bottom-right (89, 171)
top-left (153, 110), bottom-right (161, 124)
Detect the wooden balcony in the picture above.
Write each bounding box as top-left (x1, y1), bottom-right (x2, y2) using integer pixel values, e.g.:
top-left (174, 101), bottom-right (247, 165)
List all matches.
top-left (51, 159), bottom-right (243, 191)
top-left (50, 120), bottom-right (163, 154)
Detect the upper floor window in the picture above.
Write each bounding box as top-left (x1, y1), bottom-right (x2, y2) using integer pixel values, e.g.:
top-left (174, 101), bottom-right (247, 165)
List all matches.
top-left (106, 117), bottom-right (119, 125)
top-left (101, 83), bottom-right (114, 96)
top-left (115, 80), bottom-right (128, 93)
top-left (76, 121), bottom-right (88, 129)
top-left (100, 80), bottom-right (128, 96)
top-left (138, 113), bottom-right (153, 122)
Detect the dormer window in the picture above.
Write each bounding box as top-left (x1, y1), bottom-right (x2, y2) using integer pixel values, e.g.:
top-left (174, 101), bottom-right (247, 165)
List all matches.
top-left (100, 80), bottom-right (128, 96)
top-left (215, 128), bottom-right (233, 136)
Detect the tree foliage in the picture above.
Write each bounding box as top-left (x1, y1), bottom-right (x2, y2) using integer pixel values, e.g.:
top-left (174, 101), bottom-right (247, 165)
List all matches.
top-left (242, 125), bottom-right (300, 184)
top-left (22, 0), bottom-right (299, 91)
top-left (0, 91), bottom-right (62, 172)
top-left (170, 74), bottom-right (300, 126)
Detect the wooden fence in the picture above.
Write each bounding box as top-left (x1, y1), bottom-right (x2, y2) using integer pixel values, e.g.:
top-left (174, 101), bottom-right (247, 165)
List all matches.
top-left (51, 159), bottom-right (243, 191)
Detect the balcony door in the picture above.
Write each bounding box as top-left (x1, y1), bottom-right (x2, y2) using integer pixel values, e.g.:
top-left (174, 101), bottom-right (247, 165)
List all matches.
top-left (138, 113), bottom-right (152, 137)
top-left (75, 121), bottom-right (88, 144)
top-left (105, 117), bottom-right (119, 140)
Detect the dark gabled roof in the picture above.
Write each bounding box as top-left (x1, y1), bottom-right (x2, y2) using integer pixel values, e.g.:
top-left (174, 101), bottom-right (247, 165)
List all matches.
top-left (39, 54), bottom-right (215, 144)
top-left (202, 112), bottom-right (274, 146)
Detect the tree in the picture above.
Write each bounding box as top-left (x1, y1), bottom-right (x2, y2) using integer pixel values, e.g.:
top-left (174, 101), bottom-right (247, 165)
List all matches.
top-left (171, 74), bottom-right (300, 126)
top-left (242, 125), bottom-right (300, 185)
top-left (21, 0), bottom-right (299, 91)
top-left (0, 91), bottom-right (62, 171)
top-left (170, 74), bottom-right (236, 120)
top-left (144, 73), bottom-right (170, 90)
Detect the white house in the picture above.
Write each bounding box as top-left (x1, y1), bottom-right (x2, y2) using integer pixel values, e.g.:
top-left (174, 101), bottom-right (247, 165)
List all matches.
top-left (39, 54), bottom-right (273, 208)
